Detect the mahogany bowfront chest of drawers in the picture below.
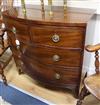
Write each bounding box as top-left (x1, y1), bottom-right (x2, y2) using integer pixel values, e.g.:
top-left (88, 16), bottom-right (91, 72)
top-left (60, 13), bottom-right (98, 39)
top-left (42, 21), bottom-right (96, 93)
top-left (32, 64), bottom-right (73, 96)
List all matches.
top-left (2, 5), bottom-right (94, 97)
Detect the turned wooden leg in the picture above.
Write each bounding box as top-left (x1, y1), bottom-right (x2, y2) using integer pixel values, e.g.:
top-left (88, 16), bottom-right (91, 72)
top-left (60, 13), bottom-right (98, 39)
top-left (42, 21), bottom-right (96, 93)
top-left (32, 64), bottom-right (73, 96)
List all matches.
top-left (2, 73), bottom-right (7, 85)
top-left (1, 36), bottom-right (4, 49)
top-left (76, 85), bottom-right (87, 105)
top-left (18, 68), bottom-right (24, 75)
top-left (0, 31), bottom-right (5, 49)
top-left (0, 68), bottom-right (7, 85)
top-left (72, 86), bottom-right (79, 98)
top-left (14, 59), bottom-right (24, 75)
top-left (18, 60), bottom-right (25, 75)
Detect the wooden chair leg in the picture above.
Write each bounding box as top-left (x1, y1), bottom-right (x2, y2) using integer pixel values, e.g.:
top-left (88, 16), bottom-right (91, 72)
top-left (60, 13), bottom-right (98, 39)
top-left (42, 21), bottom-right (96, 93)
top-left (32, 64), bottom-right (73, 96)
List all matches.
top-left (18, 68), bottom-right (24, 75)
top-left (1, 36), bottom-right (4, 49)
top-left (18, 60), bottom-right (24, 75)
top-left (0, 68), bottom-right (7, 85)
top-left (76, 85), bottom-right (87, 105)
top-left (14, 58), bottom-right (24, 75)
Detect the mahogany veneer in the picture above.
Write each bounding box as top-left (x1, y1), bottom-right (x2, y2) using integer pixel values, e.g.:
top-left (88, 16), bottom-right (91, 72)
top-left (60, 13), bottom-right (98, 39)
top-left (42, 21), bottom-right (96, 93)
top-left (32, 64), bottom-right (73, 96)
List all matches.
top-left (2, 5), bottom-right (95, 97)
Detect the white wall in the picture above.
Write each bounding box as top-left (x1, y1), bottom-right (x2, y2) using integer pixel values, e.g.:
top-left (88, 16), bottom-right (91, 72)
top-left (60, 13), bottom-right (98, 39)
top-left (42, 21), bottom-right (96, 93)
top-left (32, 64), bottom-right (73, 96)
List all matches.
top-left (83, 15), bottom-right (97, 75)
top-left (88, 15), bottom-right (100, 75)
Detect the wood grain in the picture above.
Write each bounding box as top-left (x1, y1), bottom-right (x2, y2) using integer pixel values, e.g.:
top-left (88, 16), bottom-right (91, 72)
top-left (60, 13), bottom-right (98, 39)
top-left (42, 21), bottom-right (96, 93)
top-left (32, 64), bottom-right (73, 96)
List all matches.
top-left (2, 5), bottom-right (95, 97)
top-left (85, 43), bottom-right (100, 52)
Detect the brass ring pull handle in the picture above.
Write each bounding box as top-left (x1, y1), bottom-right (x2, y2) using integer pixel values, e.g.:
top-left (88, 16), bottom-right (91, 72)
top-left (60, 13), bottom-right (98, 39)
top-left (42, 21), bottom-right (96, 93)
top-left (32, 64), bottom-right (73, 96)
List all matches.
top-left (52, 54), bottom-right (60, 62)
top-left (12, 26), bottom-right (16, 34)
top-left (52, 34), bottom-right (60, 43)
top-left (54, 73), bottom-right (61, 80)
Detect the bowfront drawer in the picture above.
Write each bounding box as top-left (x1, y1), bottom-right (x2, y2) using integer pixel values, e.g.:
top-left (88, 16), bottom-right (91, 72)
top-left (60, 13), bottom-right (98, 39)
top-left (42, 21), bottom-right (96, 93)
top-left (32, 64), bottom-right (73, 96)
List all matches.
top-left (23, 45), bottom-right (82, 67)
top-left (5, 18), bottom-right (30, 42)
top-left (30, 26), bottom-right (85, 48)
top-left (36, 66), bottom-right (80, 85)
top-left (22, 56), bottom-right (80, 85)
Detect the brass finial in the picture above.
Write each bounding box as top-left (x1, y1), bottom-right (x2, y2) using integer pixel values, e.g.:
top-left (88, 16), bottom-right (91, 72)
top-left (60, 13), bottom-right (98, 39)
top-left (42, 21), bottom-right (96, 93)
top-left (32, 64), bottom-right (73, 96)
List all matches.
top-left (21, 0), bottom-right (26, 15)
top-left (40, 0), bottom-right (44, 12)
top-left (63, 0), bottom-right (67, 20)
top-left (63, 0), bottom-right (67, 10)
top-left (40, 0), bottom-right (45, 19)
top-left (48, 0), bottom-right (52, 5)
top-left (48, 0), bottom-right (53, 17)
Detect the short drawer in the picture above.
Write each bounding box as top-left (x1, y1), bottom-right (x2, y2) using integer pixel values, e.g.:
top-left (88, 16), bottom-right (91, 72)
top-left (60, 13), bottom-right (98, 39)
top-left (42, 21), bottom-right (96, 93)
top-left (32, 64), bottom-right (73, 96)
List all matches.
top-left (5, 18), bottom-right (30, 42)
top-left (23, 45), bottom-right (82, 67)
top-left (22, 56), bottom-right (80, 85)
top-left (30, 26), bottom-right (85, 48)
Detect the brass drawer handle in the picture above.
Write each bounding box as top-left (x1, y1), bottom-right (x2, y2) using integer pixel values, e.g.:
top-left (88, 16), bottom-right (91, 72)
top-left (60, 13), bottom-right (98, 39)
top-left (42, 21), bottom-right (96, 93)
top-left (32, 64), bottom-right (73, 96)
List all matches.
top-left (52, 54), bottom-right (60, 62)
top-left (12, 26), bottom-right (16, 34)
top-left (55, 73), bottom-right (61, 80)
top-left (52, 34), bottom-right (60, 43)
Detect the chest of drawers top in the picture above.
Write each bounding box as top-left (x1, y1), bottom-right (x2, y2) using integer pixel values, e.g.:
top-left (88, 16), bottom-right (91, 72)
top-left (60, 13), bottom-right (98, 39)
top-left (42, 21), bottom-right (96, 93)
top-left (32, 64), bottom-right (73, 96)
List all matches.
top-left (3, 5), bottom-right (95, 27)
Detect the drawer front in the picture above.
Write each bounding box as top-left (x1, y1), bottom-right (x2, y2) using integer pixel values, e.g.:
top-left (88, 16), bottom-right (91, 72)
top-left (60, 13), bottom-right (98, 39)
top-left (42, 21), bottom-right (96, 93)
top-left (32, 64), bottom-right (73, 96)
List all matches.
top-left (30, 26), bottom-right (85, 48)
top-left (22, 45), bottom-right (82, 67)
top-left (5, 18), bottom-right (30, 42)
top-left (22, 56), bottom-right (80, 85)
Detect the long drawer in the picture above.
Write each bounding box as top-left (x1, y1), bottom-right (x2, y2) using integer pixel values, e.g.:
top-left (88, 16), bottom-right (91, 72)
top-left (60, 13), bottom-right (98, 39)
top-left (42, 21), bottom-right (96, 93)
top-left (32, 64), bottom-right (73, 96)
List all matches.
top-left (22, 44), bottom-right (82, 67)
top-left (22, 55), bottom-right (80, 85)
top-left (30, 26), bottom-right (85, 48)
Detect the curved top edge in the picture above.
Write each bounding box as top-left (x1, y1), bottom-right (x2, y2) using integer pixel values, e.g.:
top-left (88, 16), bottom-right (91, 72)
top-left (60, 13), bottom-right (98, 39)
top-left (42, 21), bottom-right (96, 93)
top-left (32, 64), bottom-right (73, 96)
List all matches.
top-left (2, 5), bottom-right (95, 27)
